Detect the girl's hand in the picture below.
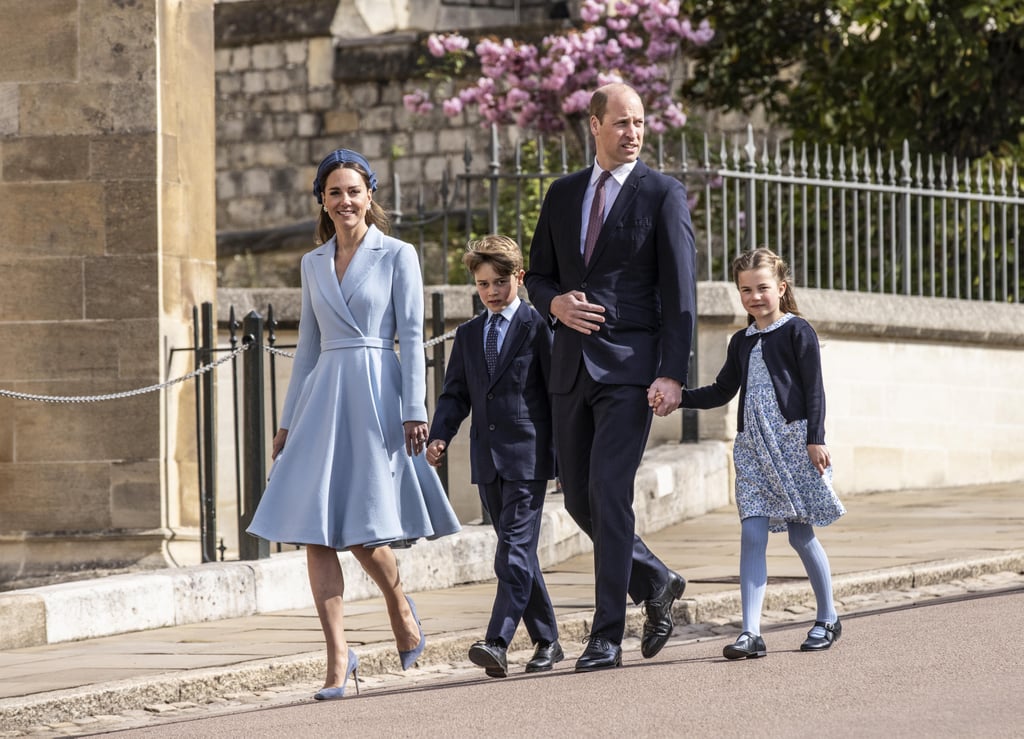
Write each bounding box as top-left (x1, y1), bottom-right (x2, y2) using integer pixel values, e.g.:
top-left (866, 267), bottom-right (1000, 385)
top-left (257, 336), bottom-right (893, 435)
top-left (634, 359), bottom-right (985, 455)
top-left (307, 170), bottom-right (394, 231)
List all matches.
top-left (404, 420), bottom-right (428, 456)
top-left (426, 439), bottom-right (447, 467)
top-left (271, 428), bottom-right (288, 460)
top-left (807, 444), bottom-right (831, 475)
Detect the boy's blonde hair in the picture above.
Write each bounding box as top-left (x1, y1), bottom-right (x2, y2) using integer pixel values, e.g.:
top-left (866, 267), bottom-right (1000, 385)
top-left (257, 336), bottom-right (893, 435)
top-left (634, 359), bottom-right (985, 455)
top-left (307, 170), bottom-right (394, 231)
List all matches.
top-left (731, 246), bottom-right (801, 323)
top-left (463, 234), bottom-right (524, 276)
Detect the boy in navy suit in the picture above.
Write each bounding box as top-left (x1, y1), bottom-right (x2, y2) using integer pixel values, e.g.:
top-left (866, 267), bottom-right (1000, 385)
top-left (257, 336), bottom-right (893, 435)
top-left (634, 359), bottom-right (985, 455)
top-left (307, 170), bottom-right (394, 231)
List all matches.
top-left (426, 235), bottom-right (562, 678)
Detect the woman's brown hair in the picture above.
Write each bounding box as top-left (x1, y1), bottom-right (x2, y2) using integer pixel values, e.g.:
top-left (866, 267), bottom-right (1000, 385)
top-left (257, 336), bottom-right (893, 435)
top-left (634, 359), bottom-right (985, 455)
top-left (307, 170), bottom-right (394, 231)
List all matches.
top-left (314, 161), bottom-right (391, 244)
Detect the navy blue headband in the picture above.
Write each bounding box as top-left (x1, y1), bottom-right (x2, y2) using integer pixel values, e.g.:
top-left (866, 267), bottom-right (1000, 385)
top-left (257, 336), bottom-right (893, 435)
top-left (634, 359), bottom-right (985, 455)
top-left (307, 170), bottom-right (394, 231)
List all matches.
top-left (312, 149), bottom-right (378, 203)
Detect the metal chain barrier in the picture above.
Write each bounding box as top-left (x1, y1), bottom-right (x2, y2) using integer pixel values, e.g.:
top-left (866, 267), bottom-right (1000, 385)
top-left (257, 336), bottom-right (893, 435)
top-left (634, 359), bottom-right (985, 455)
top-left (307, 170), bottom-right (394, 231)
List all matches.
top-left (0, 344), bottom-right (251, 404)
top-left (0, 324), bottom-right (464, 404)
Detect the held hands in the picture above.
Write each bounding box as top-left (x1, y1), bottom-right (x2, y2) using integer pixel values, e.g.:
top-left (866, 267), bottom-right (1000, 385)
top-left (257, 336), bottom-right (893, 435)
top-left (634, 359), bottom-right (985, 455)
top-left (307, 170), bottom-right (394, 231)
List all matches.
top-left (647, 377), bottom-right (681, 417)
top-left (404, 420), bottom-right (428, 456)
top-left (425, 439), bottom-right (446, 467)
top-left (807, 444), bottom-right (831, 475)
top-left (549, 291), bottom-right (605, 335)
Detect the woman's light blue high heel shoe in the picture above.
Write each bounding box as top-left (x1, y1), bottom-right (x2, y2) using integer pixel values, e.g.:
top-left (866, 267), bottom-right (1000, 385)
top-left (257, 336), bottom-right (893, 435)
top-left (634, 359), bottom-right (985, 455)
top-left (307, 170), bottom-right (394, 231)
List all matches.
top-left (398, 595), bottom-right (426, 670)
top-left (314, 649), bottom-right (359, 700)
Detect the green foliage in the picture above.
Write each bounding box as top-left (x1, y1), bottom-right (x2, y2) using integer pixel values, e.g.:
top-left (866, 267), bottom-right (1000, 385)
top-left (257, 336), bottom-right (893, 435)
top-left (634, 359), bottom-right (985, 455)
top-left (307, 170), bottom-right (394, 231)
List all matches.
top-left (679, 0), bottom-right (1024, 161)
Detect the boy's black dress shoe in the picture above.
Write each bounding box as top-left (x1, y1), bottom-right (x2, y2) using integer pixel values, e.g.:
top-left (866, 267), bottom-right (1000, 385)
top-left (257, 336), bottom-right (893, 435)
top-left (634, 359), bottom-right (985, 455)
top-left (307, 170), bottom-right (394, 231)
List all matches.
top-left (723, 631), bottom-right (767, 659)
top-left (640, 571), bottom-right (687, 658)
top-left (469, 639), bottom-right (508, 677)
top-left (525, 640), bottom-right (564, 673)
top-left (574, 636), bottom-right (622, 672)
top-left (800, 618), bottom-right (842, 651)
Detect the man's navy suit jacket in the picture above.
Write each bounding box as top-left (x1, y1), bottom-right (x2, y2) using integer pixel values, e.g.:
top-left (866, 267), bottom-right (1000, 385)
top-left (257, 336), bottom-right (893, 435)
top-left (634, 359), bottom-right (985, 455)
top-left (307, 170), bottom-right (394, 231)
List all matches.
top-left (525, 160), bottom-right (697, 393)
top-left (428, 300), bottom-right (555, 484)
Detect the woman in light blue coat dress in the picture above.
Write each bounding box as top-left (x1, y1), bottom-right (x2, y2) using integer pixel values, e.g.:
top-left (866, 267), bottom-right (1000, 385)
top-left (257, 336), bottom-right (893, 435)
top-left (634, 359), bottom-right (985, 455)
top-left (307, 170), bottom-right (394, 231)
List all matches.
top-left (247, 149), bottom-right (460, 700)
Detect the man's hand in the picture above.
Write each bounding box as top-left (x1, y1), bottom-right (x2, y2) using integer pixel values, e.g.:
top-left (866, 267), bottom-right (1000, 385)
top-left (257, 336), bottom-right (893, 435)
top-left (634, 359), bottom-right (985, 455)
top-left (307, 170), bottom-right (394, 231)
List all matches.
top-left (647, 377), bottom-right (682, 416)
top-left (549, 291), bottom-right (606, 334)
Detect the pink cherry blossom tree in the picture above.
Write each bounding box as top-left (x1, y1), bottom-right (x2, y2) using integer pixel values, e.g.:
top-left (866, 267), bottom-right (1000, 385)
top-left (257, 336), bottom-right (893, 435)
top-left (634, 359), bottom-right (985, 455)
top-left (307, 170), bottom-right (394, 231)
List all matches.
top-left (404, 0), bottom-right (714, 148)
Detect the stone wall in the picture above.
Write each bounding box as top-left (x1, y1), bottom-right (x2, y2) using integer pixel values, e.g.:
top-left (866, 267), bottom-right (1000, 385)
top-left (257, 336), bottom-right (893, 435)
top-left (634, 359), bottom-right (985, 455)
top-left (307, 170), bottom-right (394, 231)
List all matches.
top-left (0, 1), bottom-right (217, 585)
top-left (206, 284), bottom-right (1024, 558)
top-left (213, 0), bottom-right (575, 244)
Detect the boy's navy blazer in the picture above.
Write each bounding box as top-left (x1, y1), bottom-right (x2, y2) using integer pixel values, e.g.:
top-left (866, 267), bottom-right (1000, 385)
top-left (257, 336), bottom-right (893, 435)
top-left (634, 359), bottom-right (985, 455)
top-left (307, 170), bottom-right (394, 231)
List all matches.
top-left (428, 300), bottom-right (555, 484)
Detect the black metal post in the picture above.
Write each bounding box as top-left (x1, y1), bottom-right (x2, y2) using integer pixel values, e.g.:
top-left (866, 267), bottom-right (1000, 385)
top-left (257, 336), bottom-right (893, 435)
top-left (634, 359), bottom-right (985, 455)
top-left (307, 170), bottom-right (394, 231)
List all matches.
top-left (267, 303), bottom-right (280, 433)
top-left (239, 311), bottom-right (269, 560)
top-left (200, 302), bottom-right (218, 561)
top-left (681, 340), bottom-right (699, 443)
top-left (192, 306), bottom-right (208, 562)
top-left (430, 292), bottom-right (449, 494)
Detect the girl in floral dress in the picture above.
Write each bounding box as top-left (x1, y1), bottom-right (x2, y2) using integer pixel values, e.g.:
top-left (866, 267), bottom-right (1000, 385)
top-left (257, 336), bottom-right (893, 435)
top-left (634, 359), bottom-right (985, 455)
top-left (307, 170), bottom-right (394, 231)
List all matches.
top-left (679, 247), bottom-right (845, 658)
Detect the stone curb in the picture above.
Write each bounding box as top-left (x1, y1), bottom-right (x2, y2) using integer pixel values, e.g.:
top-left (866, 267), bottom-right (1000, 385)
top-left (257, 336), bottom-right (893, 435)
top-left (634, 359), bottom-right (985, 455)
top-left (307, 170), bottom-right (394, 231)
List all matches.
top-left (0, 442), bottom-right (731, 651)
top-left (2, 551), bottom-right (1021, 732)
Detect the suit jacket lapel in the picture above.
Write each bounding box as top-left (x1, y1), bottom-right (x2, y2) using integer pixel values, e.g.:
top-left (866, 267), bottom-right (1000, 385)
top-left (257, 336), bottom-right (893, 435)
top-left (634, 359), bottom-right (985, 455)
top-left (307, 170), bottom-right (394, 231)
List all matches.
top-left (467, 312), bottom-right (490, 385)
top-left (585, 161), bottom-right (647, 274)
top-left (489, 302), bottom-right (532, 387)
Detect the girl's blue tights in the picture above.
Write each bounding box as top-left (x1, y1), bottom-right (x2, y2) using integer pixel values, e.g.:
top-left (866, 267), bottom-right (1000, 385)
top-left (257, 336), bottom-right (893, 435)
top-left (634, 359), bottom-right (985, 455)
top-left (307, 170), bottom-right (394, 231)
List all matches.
top-left (740, 517), bottom-right (837, 636)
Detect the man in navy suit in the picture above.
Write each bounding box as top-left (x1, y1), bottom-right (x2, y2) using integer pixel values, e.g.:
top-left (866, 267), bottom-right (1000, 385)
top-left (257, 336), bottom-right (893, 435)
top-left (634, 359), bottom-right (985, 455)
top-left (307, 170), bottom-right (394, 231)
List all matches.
top-left (525, 82), bottom-right (696, 671)
top-left (427, 234), bottom-right (562, 677)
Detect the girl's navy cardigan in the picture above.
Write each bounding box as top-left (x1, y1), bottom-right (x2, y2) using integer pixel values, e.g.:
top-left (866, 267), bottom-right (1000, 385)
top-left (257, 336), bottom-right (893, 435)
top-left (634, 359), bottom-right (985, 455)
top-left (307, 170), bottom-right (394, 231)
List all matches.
top-left (681, 315), bottom-right (827, 445)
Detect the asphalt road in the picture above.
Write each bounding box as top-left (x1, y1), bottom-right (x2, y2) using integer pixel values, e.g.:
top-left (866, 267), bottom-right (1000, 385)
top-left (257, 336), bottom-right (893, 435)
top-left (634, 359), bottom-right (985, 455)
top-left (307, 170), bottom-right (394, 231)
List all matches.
top-left (92, 588), bottom-right (1024, 739)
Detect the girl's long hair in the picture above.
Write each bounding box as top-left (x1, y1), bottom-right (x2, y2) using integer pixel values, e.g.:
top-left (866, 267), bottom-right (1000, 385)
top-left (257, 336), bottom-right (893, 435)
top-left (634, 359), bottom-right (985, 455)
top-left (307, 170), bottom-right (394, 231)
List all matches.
top-left (314, 162), bottom-right (391, 244)
top-left (731, 247), bottom-right (800, 324)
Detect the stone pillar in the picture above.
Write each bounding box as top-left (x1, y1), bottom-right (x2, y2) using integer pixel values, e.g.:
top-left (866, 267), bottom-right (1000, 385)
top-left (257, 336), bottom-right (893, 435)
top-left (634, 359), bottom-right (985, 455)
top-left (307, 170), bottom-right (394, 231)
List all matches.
top-left (0, 0), bottom-right (216, 584)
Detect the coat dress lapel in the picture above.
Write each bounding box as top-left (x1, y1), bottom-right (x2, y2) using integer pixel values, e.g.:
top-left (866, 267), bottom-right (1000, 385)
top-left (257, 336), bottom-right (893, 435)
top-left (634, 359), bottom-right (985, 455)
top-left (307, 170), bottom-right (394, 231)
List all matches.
top-left (341, 224), bottom-right (387, 302)
top-left (310, 239), bottom-right (360, 333)
top-left (310, 225), bottom-right (387, 335)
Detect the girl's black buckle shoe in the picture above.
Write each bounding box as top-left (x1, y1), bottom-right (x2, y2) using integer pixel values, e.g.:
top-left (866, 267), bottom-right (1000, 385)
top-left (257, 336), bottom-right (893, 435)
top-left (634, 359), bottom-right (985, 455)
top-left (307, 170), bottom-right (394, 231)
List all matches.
top-left (800, 618), bottom-right (842, 651)
top-left (723, 631), bottom-right (767, 659)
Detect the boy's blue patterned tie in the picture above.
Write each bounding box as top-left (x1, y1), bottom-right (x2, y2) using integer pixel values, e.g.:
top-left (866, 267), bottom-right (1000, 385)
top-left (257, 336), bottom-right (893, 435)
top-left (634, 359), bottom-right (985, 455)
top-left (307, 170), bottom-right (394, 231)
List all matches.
top-left (485, 313), bottom-right (503, 376)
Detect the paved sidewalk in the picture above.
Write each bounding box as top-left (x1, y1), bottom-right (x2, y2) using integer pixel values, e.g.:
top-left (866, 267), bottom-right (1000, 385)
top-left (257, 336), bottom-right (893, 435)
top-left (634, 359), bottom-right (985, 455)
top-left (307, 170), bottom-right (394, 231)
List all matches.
top-left (1, 482), bottom-right (1022, 734)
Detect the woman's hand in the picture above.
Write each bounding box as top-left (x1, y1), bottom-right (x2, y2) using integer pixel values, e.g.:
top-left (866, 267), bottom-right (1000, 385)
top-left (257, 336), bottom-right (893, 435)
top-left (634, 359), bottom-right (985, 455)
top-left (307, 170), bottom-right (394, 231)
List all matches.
top-left (404, 420), bottom-right (428, 456)
top-left (271, 428), bottom-right (288, 460)
top-left (807, 444), bottom-right (831, 475)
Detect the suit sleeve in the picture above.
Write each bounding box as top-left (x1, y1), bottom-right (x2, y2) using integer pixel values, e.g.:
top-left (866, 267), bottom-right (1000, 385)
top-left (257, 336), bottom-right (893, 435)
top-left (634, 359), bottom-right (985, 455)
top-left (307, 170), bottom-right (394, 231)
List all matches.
top-left (681, 331), bottom-right (743, 409)
top-left (793, 321), bottom-right (827, 445)
top-left (392, 242), bottom-right (428, 423)
top-left (654, 178), bottom-right (697, 385)
top-left (525, 181), bottom-right (564, 321)
top-left (427, 326), bottom-right (472, 444)
top-left (279, 252), bottom-right (321, 430)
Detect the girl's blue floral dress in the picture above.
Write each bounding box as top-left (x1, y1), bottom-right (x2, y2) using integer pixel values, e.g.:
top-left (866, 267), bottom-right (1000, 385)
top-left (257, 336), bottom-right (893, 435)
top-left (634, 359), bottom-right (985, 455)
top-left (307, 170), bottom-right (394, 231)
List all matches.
top-left (733, 313), bottom-right (846, 532)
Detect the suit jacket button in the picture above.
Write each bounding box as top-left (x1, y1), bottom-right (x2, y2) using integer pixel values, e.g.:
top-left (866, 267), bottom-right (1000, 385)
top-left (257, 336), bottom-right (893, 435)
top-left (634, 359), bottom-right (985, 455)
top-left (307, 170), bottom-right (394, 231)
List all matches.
top-left (580, 281), bottom-right (588, 288)
top-left (488, 424), bottom-right (496, 431)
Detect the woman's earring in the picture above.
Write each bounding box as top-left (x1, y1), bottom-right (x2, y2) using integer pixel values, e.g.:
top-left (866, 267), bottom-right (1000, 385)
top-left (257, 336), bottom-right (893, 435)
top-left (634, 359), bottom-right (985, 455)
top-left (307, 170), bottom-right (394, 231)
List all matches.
top-left (323, 205), bottom-right (328, 212)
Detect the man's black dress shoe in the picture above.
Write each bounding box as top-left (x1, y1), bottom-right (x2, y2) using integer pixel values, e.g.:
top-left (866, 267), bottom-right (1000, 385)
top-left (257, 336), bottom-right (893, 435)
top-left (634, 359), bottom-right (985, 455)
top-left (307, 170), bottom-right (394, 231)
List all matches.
top-left (640, 571), bottom-right (687, 658)
top-left (574, 636), bottom-right (622, 672)
top-left (469, 639), bottom-right (508, 677)
top-left (525, 640), bottom-right (564, 673)
top-left (723, 631), bottom-right (767, 659)
top-left (800, 618), bottom-right (842, 651)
